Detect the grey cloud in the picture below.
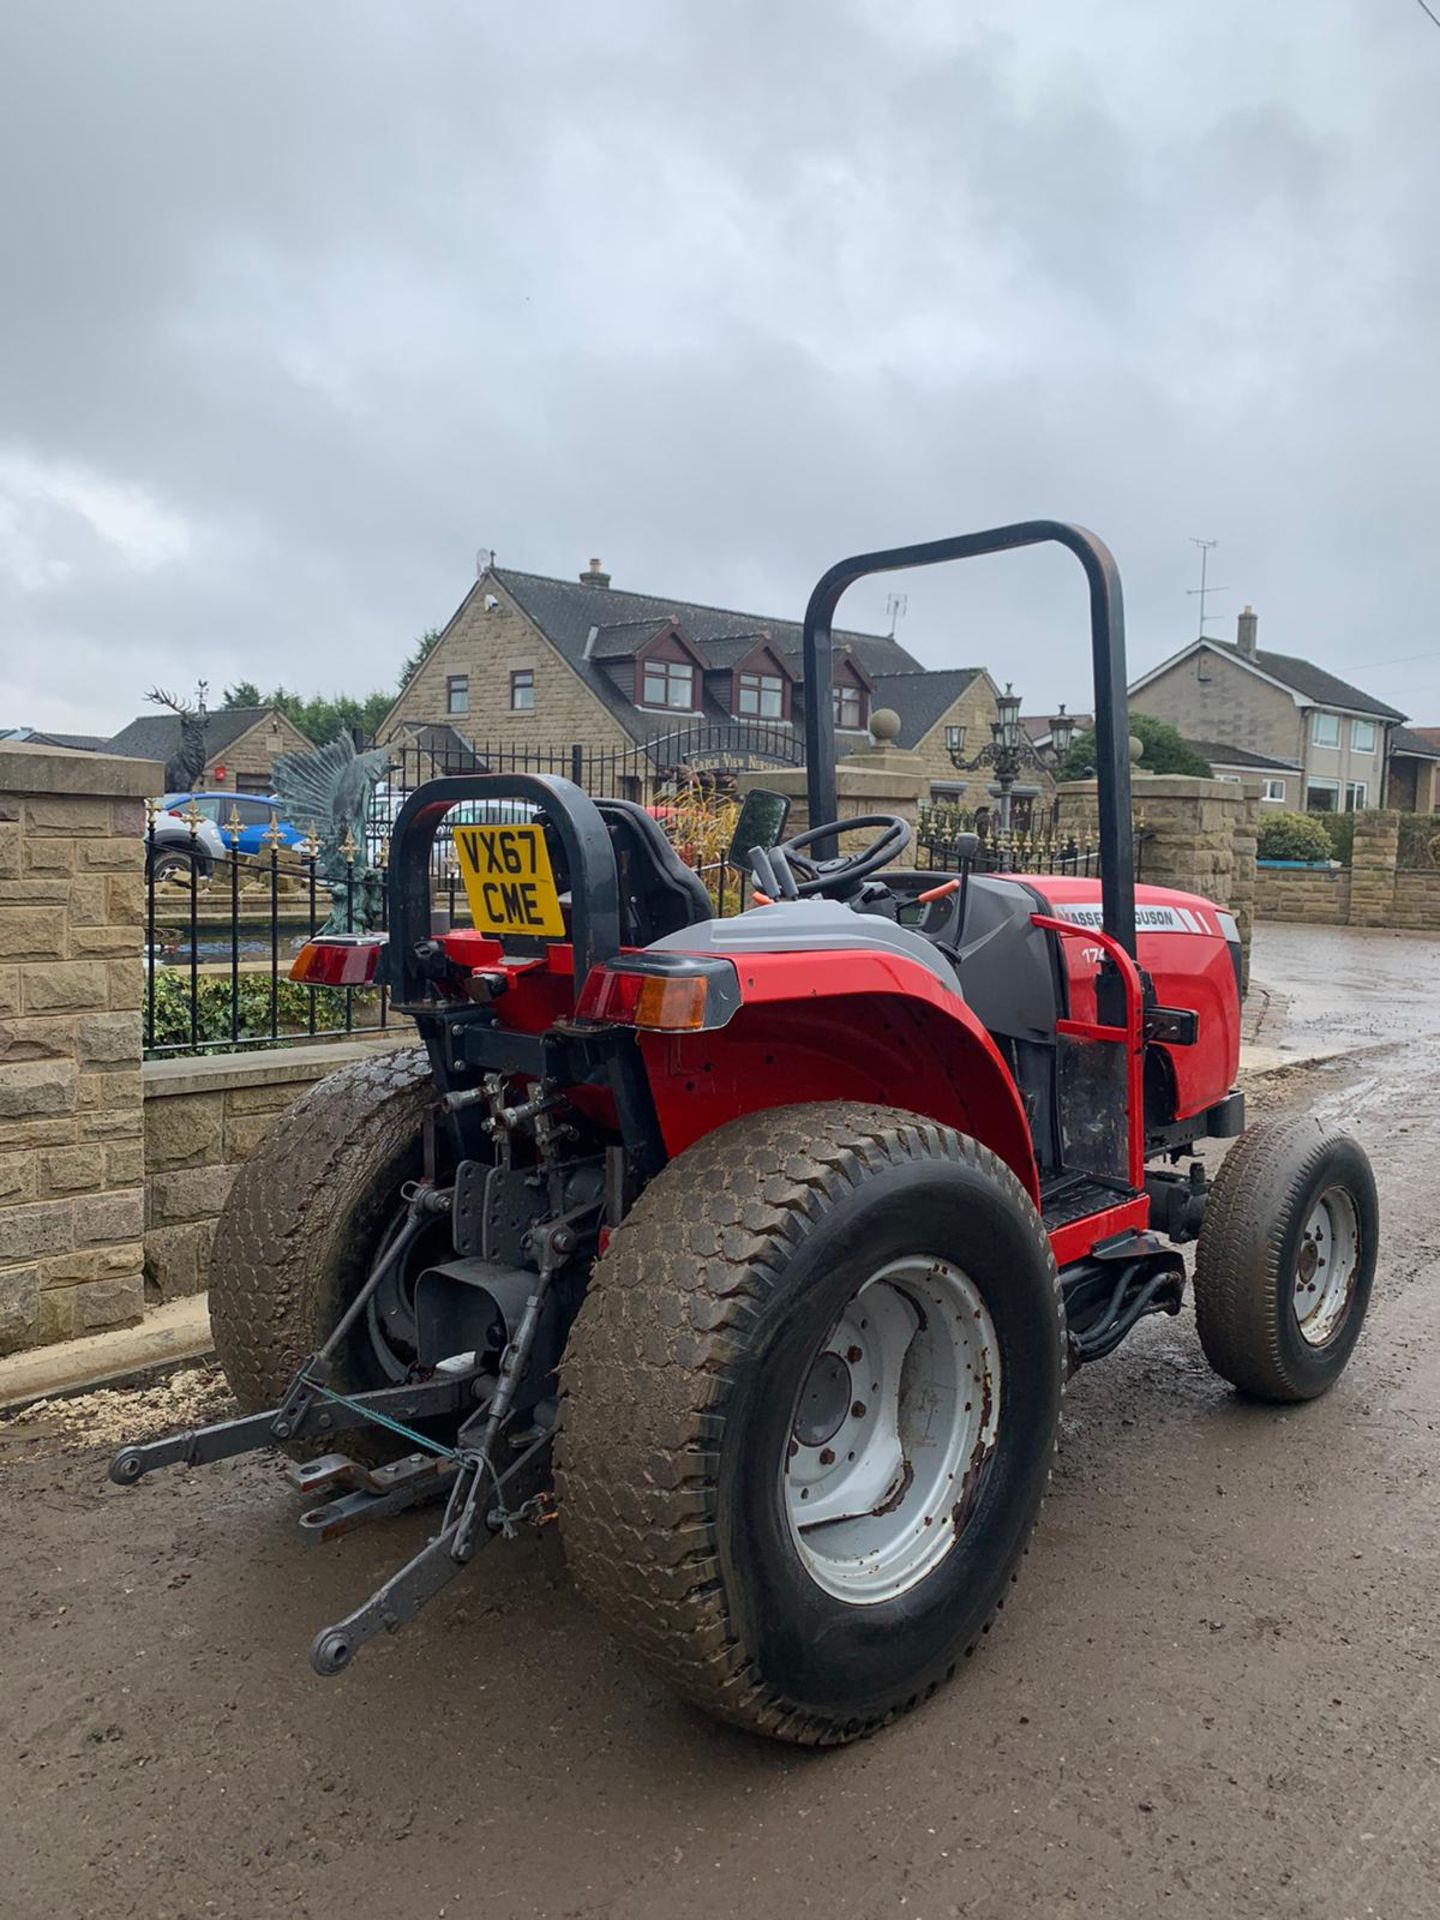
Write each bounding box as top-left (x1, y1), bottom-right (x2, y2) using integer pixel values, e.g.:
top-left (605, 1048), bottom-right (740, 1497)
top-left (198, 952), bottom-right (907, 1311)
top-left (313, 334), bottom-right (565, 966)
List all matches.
top-left (2, 0), bottom-right (1438, 731)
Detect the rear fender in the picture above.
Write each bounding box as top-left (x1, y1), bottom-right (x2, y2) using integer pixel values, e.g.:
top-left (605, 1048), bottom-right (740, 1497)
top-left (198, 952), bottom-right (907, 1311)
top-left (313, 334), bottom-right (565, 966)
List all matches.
top-left (636, 948), bottom-right (1039, 1202)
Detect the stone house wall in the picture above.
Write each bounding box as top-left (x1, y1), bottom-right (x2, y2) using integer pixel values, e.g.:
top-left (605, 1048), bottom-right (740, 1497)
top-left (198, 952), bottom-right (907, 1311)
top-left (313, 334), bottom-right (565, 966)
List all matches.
top-left (202, 711), bottom-right (315, 793)
top-left (380, 576), bottom-right (632, 752)
top-left (905, 679), bottom-right (1015, 806)
top-left (1132, 648), bottom-right (1301, 765)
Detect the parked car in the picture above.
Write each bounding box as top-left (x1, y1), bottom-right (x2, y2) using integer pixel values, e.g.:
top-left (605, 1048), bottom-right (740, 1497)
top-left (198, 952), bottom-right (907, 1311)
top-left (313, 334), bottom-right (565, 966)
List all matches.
top-left (147, 806), bottom-right (228, 885)
top-left (160, 792), bottom-right (307, 857)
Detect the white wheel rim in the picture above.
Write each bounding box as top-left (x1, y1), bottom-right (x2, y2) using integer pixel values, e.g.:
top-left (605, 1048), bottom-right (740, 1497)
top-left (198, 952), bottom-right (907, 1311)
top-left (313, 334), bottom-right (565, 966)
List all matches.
top-left (1293, 1186), bottom-right (1360, 1347)
top-left (783, 1256), bottom-right (1002, 1604)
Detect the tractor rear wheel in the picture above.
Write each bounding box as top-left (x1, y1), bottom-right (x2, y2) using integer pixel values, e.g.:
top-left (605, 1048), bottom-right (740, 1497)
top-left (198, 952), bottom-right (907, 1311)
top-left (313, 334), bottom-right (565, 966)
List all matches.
top-left (209, 1046), bottom-right (447, 1461)
top-left (556, 1102), bottom-right (1063, 1746)
top-left (1194, 1115), bottom-right (1379, 1402)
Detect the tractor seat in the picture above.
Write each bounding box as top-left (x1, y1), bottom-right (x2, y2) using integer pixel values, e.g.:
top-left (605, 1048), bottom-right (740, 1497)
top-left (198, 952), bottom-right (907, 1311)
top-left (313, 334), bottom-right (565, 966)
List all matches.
top-left (593, 799), bottom-right (714, 943)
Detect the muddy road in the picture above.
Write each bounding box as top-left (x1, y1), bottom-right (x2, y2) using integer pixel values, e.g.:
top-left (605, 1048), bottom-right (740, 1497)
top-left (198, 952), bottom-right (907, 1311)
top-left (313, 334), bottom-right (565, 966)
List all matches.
top-left (4, 926), bottom-right (1438, 1920)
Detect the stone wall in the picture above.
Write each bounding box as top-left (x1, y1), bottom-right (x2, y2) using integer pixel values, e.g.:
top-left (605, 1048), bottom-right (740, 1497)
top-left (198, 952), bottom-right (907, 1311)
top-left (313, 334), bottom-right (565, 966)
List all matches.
top-left (0, 743), bottom-right (162, 1353)
top-left (1255, 865), bottom-right (1351, 924)
top-left (1253, 810), bottom-right (1440, 931)
top-left (142, 1038), bottom-right (410, 1302)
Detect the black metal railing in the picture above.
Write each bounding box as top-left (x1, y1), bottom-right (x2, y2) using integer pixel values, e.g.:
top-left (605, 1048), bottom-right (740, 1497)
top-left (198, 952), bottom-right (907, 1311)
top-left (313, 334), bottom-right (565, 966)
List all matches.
top-left (142, 744), bottom-right (1139, 1059)
top-left (916, 803), bottom-right (1147, 881)
top-left (143, 801), bottom-right (393, 1058)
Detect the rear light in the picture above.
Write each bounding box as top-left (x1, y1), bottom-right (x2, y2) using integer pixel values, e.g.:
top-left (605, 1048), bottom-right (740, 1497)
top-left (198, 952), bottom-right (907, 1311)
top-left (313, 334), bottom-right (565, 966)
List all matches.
top-left (575, 955), bottom-right (741, 1032)
top-left (291, 934), bottom-right (387, 987)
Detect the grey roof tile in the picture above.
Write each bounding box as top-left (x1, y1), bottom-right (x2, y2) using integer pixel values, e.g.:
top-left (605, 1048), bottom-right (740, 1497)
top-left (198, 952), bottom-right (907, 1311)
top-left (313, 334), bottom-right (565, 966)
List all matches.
top-left (1206, 642), bottom-right (1406, 722)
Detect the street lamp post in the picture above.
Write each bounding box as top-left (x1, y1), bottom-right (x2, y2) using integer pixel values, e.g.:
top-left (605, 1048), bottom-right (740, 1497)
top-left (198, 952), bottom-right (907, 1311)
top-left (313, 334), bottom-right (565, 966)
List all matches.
top-left (949, 682), bottom-right (1053, 832)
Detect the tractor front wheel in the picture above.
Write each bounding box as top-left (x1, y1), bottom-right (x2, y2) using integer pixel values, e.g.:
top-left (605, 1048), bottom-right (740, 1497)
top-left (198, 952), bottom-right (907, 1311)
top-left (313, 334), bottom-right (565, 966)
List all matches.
top-left (1194, 1115), bottom-right (1379, 1402)
top-left (556, 1102), bottom-right (1064, 1746)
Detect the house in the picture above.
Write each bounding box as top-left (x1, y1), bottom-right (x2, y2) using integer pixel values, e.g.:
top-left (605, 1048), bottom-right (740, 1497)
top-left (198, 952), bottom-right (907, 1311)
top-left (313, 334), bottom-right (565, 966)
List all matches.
top-left (1129, 607), bottom-right (1407, 813)
top-left (380, 558), bottom-right (1005, 804)
top-left (0, 726), bottom-right (110, 751)
top-left (1386, 727), bottom-right (1440, 813)
top-left (1178, 739), bottom-right (1302, 806)
top-left (105, 705), bottom-right (314, 794)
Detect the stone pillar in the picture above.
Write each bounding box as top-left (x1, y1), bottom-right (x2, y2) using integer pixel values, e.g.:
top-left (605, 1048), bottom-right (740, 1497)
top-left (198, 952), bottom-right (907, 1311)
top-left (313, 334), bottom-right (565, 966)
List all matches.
top-left (736, 709), bottom-right (928, 851)
top-left (1347, 809), bottom-right (1400, 927)
top-left (1054, 772), bottom-right (1255, 982)
top-left (1228, 780), bottom-right (1261, 992)
top-left (0, 744), bottom-right (162, 1354)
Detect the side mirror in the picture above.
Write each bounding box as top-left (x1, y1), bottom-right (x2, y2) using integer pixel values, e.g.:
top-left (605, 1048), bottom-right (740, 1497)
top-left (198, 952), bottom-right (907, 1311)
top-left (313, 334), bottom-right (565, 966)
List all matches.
top-left (728, 789), bottom-right (791, 873)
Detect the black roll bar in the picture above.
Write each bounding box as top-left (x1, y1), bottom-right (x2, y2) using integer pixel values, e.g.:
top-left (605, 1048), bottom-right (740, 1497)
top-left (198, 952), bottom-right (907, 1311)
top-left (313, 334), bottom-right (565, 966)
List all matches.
top-left (800, 520), bottom-right (1136, 957)
top-left (385, 774), bottom-right (622, 1008)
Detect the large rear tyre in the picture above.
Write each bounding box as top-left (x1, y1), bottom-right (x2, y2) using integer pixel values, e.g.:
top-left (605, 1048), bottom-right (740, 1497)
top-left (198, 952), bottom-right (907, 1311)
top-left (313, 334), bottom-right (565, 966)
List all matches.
top-left (1194, 1115), bottom-right (1379, 1402)
top-left (556, 1102), bottom-right (1063, 1746)
top-left (209, 1046), bottom-right (444, 1461)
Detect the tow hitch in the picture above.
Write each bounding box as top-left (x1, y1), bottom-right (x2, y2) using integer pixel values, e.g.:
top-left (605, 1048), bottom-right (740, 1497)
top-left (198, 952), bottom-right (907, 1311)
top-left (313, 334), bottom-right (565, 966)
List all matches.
top-left (108, 1177), bottom-right (583, 1678)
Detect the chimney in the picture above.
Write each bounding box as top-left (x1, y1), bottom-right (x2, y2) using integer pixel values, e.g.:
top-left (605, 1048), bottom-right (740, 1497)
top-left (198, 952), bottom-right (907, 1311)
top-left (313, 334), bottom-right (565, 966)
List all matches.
top-left (579, 556), bottom-right (611, 589)
top-left (1237, 604), bottom-right (1258, 659)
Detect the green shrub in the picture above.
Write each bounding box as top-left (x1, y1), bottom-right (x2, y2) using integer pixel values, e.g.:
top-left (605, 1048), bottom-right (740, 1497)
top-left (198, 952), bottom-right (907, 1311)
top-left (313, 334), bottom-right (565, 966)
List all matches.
top-left (146, 969), bottom-right (379, 1054)
top-left (1318, 812), bottom-right (1354, 865)
top-left (1256, 812), bottom-right (1335, 863)
top-left (1058, 712), bottom-right (1212, 781)
top-left (1397, 813), bottom-right (1440, 870)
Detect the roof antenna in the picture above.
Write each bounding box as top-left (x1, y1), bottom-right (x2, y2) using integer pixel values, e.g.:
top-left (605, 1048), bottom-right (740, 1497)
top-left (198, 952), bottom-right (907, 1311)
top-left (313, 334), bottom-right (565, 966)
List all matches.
top-left (1187, 537), bottom-right (1226, 639)
top-left (886, 591), bottom-right (908, 638)
top-left (476, 547), bottom-right (494, 577)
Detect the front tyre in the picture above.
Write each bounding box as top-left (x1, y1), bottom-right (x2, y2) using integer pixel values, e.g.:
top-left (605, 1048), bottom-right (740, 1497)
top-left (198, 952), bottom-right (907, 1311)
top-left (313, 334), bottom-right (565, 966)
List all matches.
top-left (556, 1103), bottom-right (1063, 1746)
top-left (1194, 1115), bottom-right (1379, 1402)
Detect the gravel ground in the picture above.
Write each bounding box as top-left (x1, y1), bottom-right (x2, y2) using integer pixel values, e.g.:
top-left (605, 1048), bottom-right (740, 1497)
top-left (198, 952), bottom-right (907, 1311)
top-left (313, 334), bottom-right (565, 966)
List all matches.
top-left (3, 924), bottom-right (1437, 1920)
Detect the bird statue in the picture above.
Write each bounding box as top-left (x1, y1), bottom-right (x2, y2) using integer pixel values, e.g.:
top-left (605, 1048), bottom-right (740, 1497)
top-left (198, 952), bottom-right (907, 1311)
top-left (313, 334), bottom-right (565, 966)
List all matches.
top-left (147, 683), bottom-right (209, 792)
top-left (270, 732), bottom-right (393, 933)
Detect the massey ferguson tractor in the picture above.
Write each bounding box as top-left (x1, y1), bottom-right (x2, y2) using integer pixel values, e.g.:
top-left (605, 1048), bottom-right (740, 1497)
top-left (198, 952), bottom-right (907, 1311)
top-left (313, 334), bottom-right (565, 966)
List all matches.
top-left (112, 522), bottom-right (1379, 1745)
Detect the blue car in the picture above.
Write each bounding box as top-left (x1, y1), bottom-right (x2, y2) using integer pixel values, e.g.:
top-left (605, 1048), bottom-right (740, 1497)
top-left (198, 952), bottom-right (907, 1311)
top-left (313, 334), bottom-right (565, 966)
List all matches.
top-left (160, 792), bottom-right (307, 857)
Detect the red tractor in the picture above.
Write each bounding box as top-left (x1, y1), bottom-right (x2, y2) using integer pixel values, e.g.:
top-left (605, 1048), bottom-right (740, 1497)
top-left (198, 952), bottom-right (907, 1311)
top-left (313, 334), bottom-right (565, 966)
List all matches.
top-left (113, 523), bottom-right (1378, 1745)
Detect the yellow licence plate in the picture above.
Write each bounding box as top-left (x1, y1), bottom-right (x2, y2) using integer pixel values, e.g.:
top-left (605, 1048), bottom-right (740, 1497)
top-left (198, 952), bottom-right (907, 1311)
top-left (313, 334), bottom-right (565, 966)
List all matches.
top-left (453, 823), bottom-right (567, 939)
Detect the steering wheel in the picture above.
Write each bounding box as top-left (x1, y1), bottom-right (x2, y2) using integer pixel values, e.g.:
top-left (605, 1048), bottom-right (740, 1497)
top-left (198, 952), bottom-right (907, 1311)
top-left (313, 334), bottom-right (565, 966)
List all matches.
top-left (770, 814), bottom-right (912, 898)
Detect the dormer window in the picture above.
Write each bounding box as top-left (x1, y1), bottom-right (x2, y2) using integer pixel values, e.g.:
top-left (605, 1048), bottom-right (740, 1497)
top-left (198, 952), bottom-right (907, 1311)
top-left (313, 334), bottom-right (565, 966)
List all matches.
top-left (642, 660), bottom-right (695, 710)
top-left (834, 684), bottom-right (866, 730)
top-left (738, 671), bottom-right (784, 719)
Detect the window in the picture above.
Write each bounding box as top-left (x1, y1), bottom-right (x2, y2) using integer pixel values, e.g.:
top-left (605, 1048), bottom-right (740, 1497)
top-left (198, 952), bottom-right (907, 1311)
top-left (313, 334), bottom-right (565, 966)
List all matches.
top-left (235, 774), bottom-right (271, 796)
top-left (1214, 773), bottom-right (1240, 783)
top-left (1350, 718), bottom-right (1377, 754)
top-left (447, 675), bottom-right (469, 715)
top-left (1345, 781), bottom-right (1368, 811)
top-left (1311, 711), bottom-right (1340, 747)
top-left (1306, 779), bottom-right (1341, 812)
top-left (235, 798), bottom-right (274, 826)
top-left (509, 670), bottom-right (534, 712)
top-left (833, 684), bottom-right (865, 729)
top-left (737, 671), bottom-right (784, 719)
top-left (641, 660), bottom-right (695, 709)
top-left (945, 724), bottom-right (967, 754)
top-left (1261, 778), bottom-right (1287, 803)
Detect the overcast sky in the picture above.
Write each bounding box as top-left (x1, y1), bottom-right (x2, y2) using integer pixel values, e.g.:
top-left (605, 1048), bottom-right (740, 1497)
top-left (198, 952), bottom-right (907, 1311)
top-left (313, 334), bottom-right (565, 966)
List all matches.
top-left (2, 0), bottom-right (1438, 737)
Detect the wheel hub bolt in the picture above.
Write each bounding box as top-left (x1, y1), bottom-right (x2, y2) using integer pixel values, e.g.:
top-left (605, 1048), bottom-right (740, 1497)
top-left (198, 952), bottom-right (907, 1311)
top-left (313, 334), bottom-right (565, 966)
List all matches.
top-left (818, 1447), bottom-right (836, 1466)
top-left (851, 1401), bottom-right (866, 1419)
top-left (846, 1346), bottom-right (863, 1364)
